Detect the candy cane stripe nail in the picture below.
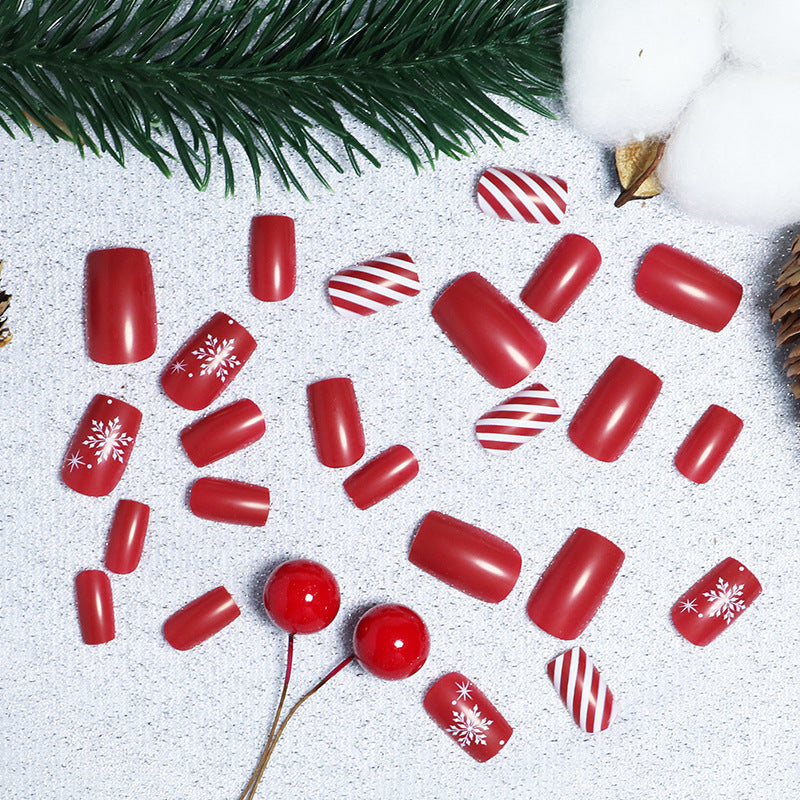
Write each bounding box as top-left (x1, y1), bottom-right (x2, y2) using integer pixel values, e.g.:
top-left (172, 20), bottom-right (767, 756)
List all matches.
top-left (477, 168), bottom-right (568, 224)
top-left (547, 647), bottom-right (615, 733)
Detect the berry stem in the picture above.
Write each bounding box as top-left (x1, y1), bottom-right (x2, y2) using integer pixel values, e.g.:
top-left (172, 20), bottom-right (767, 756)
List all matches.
top-left (614, 139), bottom-right (667, 208)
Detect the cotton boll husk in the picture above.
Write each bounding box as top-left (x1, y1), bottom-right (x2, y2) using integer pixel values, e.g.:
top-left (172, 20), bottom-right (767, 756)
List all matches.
top-left (723, 0), bottom-right (800, 71)
top-left (563, 0), bottom-right (724, 144)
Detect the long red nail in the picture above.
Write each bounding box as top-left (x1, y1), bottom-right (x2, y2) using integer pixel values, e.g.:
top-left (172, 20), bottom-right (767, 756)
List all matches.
top-left (85, 247), bottom-right (157, 364)
top-left (409, 511), bottom-right (521, 602)
top-left (521, 234), bottom-right (601, 322)
top-left (424, 672), bottom-right (513, 762)
top-left (180, 398), bottom-right (265, 467)
top-left (104, 499), bottom-right (150, 574)
top-left (672, 557), bottom-right (761, 646)
top-left (62, 394), bottom-right (142, 496)
top-left (476, 167), bottom-right (568, 224)
top-left (636, 244), bottom-right (743, 332)
top-left (75, 570), bottom-right (115, 644)
top-left (162, 312), bottom-right (257, 411)
top-left (249, 215), bottom-right (296, 301)
top-left (189, 477), bottom-right (270, 526)
top-left (569, 356), bottom-right (662, 462)
top-left (675, 404), bottom-right (743, 484)
top-left (163, 586), bottom-right (241, 650)
top-left (343, 445), bottom-right (418, 509)
top-left (307, 377), bottom-right (365, 468)
top-left (527, 528), bottom-right (624, 639)
top-left (432, 272), bottom-right (546, 388)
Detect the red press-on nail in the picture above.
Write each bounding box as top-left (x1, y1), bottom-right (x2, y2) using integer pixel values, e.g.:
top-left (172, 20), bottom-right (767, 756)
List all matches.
top-left (104, 499), bottom-right (150, 574)
top-left (307, 377), bottom-right (365, 468)
top-left (343, 445), bottom-right (418, 509)
top-left (424, 672), bottom-right (513, 762)
top-left (432, 272), bottom-right (546, 388)
top-left (85, 247), bottom-right (157, 364)
top-left (189, 477), bottom-right (270, 526)
top-left (635, 244), bottom-right (743, 332)
top-left (476, 167), bottom-right (568, 224)
top-left (409, 511), bottom-right (521, 603)
top-left (249, 215), bottom-right (296, 302)
top-left (163, 586), bottom-right (241, 651)
top-left (61, 394), bottom-right (142, 497)
top-left (671, 557), bottom-right (761, 647)
top-left (162, 312), bottom-right (257, 411)
top-left (527, 528), bottom-right (624, 640)
top-left (180, 398), bottom-right (265, 467)
top-left (75, 570), bottom-right (115, 644)
top-left (675, 404), bottom-right (743, 484)
top-left (569, 356), bottom-right (662, 462)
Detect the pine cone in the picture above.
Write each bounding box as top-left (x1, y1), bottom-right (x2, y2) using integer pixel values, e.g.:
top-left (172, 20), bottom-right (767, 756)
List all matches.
top-left (0, 260), bottom-right (10, 348)
top-left (771, 236), bottom-right (800, 397)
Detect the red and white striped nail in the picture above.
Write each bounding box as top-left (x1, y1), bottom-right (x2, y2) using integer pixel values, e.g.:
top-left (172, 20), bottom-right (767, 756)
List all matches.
top-left (547, 647), bottom-right (615, 733)
top-left (328, 252), bottom-right (421, 318)
top-left (477, 167), bottom-right (568, 224)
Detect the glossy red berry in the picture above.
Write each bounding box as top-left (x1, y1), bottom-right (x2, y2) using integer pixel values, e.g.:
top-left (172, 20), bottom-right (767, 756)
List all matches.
top-left (353, 604), bottom-right (430, 680)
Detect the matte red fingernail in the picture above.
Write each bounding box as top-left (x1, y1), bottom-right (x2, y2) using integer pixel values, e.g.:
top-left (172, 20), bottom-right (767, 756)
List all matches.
top-left (104, 499), bottom-right (150, 574)
top-left (162, 312), bottom-right (257, 411)
top-left (521, 234), bottom-right (601, 322)
top-left (343, 445), bottom-right (418, 509)
top-left (569, 356), bottom-right (662, 462)
top-left (249, 215), bottom-right (296, 301)
top-left (424, 672), bottom-right (513, 762)
top-left (432, 272), bottom-right (546, 388)
top-left (672, 557), bottom-right (761, 646)
top-left (75, 570), bottom-right (115, 644)
top-left (180, 399), bottom-right (265, 467)
top-left (163, 586), bottom-right (241, 650)
top-left (675, 404), bottom-right (743, 484)
top-left (636, 244), bottom-right (743, 332)
top-left (62, 394), bottom-right (142, 497)
top-left (527, 528), bottom-right (624, 639)
top-left (409, 511), bottom-right (521, 602)
top-left (85, 247), bottom-right (157, 364)
top-left (307, 377), bottom-right (365, 468)
top-left (189, 477), bottom-right (270, 526)
top-left (477, 167), bottom-right (568, 224)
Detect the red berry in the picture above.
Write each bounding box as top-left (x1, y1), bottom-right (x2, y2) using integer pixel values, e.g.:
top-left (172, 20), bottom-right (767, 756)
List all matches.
top-left (353, 604), bottom-right (430, 680)
top-left (263, 559), bottom-right (340, 635)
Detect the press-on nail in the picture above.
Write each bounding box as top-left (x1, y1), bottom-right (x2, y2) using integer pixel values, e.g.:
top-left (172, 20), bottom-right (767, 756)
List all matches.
top-left (104, 499), bottom-right (150, 574)
top-left (343, 445), bottom-right (418, 509)
top-left (477, 167), bottom-right (568, 224)
top-left (180, 399), bottom-right (265, 467)
top-left (675, 405), bottom-right (743, 484)
top-left (189, 477), bottom-right (270, 526)
top-left (163, 586), bottom-right (241, 650)
top-left (75, 570), bottom-right (115, 644)
top-left (307, 377), bottom-right (365, 468)
top-left (249, 215), bottom-right (296, 302)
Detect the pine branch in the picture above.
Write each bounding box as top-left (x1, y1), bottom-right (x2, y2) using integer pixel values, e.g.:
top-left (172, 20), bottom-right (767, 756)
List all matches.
top-left (0, 0), bottom-right (564, 195)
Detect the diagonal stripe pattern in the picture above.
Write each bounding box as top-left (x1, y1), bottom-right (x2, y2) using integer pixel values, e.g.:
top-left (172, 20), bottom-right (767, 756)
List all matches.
top-left (477, 167), bottom-right (568, 223)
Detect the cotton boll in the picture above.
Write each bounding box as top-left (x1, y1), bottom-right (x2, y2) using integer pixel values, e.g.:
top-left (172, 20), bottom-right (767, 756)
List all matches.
top-left (724, 0), bottom-right (800, 71)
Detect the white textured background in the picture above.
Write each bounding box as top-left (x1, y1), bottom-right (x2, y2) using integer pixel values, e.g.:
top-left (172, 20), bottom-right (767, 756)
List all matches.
top-left (2, 102), bottom-right (799, 800)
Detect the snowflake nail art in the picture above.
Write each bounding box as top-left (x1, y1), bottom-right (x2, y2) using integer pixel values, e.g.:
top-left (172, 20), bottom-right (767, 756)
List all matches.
top-left (191, 334), bottom-right (241, 381)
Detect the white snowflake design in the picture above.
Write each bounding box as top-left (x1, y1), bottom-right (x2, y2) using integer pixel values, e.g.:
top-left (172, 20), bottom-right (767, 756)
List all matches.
top-left (191, 335), bottom-right (240, 381)
top-left (65, 452), bottom-right (85, 471)
top-left (679, 598), bottom-right (698, 614)
top-left (82, 417), bottom-right (134, 464)
top-left (703, 578), bottom-right (746, 625)
top-left (169, 359), bottom-right (186, 373)
top-left (446, 704), bottom-right (493, 748)
top-left (455, 681), bottom-right (473, 702)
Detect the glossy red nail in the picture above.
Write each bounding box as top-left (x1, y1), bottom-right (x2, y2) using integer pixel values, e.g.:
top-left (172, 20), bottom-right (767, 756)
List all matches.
top-left (424, 672), bottom-right (513, 761)
top-left (569, 356), bottom-right (662, 462)
top-left (672, 557), bottom-right (761, 646)
top-left (636, 244), bottom-right (743, 332)
top-left (85, 247), bottom-right (157, 364)
top-left (62, 394), bottom-right (142, 497)
top-left (521, 234), bottom-right (601, 322)
top-left (163, 586), bottom-right (241, 650)
top-left (189, 477), bottom-right (270, 526)
top-left (343, 445), bottom-right (418, 509)
top-left (75, 570), bottom-right (115, 644)
top-left (527, 528), bottom-right (625, 639)
top-left (162, 312), bottom-right (257, 411)
top-left (675, 404), bottom-right (743, 484)
top-left (104, 499), bottom-right (150, 574)
top-left (180, 398), bottom-right (265, 467)
top-left (249, 215), bottom-right (296, 302)
top-left (409, 511), bottom-right (521, 602)
top-left (307, 377), bottom-right (365, 468)
top-left (432, 272), bottom-right (546, 388)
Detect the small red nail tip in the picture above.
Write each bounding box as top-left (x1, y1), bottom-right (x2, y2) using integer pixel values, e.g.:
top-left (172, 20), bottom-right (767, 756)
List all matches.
top-left (521, 234), bottom-right (601, 322)
top-left (568, 355), bottom-right (662, 462)
top-left (180, 398), bottom-right (265, 467)
top-left (104, 499), bottom-right (150, 574)
top-left (409, 511), bottom-right (521, 603)
top-left (636, 244), bottom-right (743, 332)
top-left (163, 586), bottom-right (241, 651)
top-left (424, 672), bottom-right (513, 762)
top-left (432, 272), bottom-right (547, 388)
top-left (61, 394), bottom-right (142, 497)
top-left (249, 215), bottom-right (296, 302)
top-left (343, 445), bottom-right (418, 510)
top-left (85, 247), bottom-right (157, 364)
top-left (307, 377), bottom-right (365, 468)
top-left (161, 312), bottom-right (257, 411)
top-left (189, 477), bottom-right (270, 526)
top-left (671, 557), bottom-right (762, 647)
top-left (476, 167), bottom-right (568, 224)
top-left (527, 528), bottom-right (625, 640)
top-left (353, 604), bottom-right (430, 680)
top-left (675, 404), bottom-right (743, 484)
top-left (75, 570), bottom-right (115, 645)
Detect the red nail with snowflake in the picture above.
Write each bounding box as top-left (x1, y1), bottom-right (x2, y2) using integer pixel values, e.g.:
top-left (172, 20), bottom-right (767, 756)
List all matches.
top-left (671, 557), bottom-right (762, 646)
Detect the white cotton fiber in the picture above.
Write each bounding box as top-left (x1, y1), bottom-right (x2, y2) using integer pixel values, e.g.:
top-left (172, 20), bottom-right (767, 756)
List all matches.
top-left (723, 0), bottom-right (800, 71)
